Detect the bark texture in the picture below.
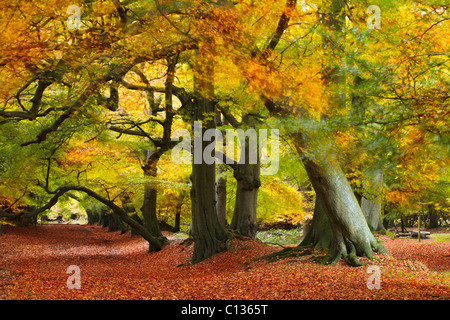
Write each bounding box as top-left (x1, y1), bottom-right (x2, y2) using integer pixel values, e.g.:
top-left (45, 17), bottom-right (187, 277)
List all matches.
top-left (229, 145), bottom-right (260, 239)
top-left (302, 155), bottom-right (387, 266)
top-left (190, 38), bottom-right (229, 263)
top-left (300, 196), bottom-right (332, 250)
top-left (216, 164), bottom-right (228, 229)
top-left (361, 170), bottom-right (385, 232)
top-left (141, 159), bottom-right (165, 240)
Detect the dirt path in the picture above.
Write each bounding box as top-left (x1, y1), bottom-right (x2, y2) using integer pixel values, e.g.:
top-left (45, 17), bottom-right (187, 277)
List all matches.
top-left (1, 224), bottom-right (449, 300)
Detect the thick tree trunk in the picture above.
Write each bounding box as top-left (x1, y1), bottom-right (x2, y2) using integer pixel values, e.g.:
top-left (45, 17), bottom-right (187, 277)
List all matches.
top-left (190, 38), bottom-right (229, 264)
top-left (301, 155), bottom-right (387, 266)
top-left (191, 158), bottom-right (229, 263)
top-left (300, 196), bottom-right (332, 250)
top-left (141, 162), bottom-right (164, 240)
top-left (361, 170), bottom-right (385, 232)
top-left (427, 204), bottom-right (439, 228)
top-left (230, 180), bottom-right (259, 238)
top-left (216, 164), bottom-right (227, 229)
top-left (293, 0), bottom-right (385, 266)
top-left (230, 145), bottom-right (260, 239)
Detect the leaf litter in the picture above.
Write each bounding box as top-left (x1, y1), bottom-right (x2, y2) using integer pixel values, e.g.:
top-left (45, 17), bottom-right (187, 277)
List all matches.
top-left (0, 225), bottom-right (448, 300)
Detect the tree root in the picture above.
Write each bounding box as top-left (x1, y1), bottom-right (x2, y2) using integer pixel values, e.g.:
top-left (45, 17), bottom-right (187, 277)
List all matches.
top-left (254, 236), bottom-right (388, 267)
top-left (256, 245), bottom-right (315, 263)
top-left (320, 237), bottom-right (387, 267)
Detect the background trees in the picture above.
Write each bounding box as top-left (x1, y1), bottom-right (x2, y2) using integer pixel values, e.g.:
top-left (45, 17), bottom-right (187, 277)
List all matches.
top-left (0, 0), bottom-right (448, 265)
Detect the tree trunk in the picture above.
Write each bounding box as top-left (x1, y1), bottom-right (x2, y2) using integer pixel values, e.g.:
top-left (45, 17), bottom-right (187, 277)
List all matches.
top-left (190, 38), bottom-right (229, 264)
top-left (400, 213), bottom-right (407, 233)
top-left (191, 156), bottom-right (229, 263)
top-left (216, 164), bottom-right (227, 229)
top-left (300, 196), bottom-right (332, 250)
top-left (294, 0), bottom-right (385, 266)
top-left (139, 57), bottom-right (177, 242)
top-left (301, 154), bottom-right (387, 266)
top-left (174, 205), bottom-right (182, 232)
top-left (361, 170), bottom-right (385, 232)
top-left (141, 162), bottom-right (164, 240)
top-left (230, 142), bottom-right (260, 239)
top-left (130, 213), bottom-right (143, 236)
top-left (427, 204), bottom-right (439, 228)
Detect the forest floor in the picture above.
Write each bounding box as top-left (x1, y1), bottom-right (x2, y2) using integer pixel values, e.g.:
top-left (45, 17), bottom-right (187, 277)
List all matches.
top-left (0, 224), bottom-right (449, 300)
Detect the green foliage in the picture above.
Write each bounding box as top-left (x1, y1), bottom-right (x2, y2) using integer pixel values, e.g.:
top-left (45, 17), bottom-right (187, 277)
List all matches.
top-left (430, 233), bottom-right (450, 243)
top-left (256, 228), bottom-right (303, 247)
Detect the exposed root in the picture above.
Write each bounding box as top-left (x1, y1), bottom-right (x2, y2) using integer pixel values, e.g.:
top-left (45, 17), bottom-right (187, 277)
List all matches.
top-left (256, 245), bottom-right (315, 263)
top-left (179, 236), bottom-right (194, 251)
top-left (320, 237), bottom-right (388, 267)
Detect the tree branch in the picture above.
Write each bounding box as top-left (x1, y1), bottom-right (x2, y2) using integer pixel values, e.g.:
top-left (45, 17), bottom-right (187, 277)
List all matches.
top-left (264, 0), bottom-right (297, 54)
top-left (1, 185), bottom-right (164, 251)
top-left (19, 39), bottom-right (197, 147)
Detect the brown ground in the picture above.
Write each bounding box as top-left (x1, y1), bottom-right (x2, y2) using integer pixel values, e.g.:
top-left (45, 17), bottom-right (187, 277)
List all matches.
top-left (0, 224), bottom-right (449, 300)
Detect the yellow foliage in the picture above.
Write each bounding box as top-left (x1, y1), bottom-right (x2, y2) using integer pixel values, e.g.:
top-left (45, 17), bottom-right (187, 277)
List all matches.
top-left (258, 178), bottom-right (303, 225)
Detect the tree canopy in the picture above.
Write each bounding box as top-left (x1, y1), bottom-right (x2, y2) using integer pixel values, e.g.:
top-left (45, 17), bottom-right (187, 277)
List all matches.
top-left (0, 0), bottom-right (448, 265)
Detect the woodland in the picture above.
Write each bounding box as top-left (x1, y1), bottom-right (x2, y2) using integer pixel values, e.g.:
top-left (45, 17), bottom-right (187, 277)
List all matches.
top-left (0, 0), bottom-right (449, 301)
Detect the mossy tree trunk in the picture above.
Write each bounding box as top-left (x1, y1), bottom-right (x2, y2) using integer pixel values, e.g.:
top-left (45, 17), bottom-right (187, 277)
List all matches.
top-left (300, 196), bottom-right (332, 250)
top-left (301, 155), bottom-right (387, 266)
top-left (361, 170), bottom-right (385, 232)
top-left (294, 0), bottom-right (387, 266)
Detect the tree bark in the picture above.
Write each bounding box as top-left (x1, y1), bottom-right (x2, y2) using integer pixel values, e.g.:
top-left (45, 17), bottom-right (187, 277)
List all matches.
top-left (361, 170), bottom-right (385, 232)
top-left (174, 205), bottom-right (182, 232)
top-left (141, 158), bottom-right (165, 240)
top-left (294, 0), bottom-right (386, 266)
top-left (229, 141), bottom-right (260, 239)
top-left (300, 196), bottom-right (332, 250)
top-left (216, 164), bottom-right (228, 229)
top-left (301, 154), bottom-right (387, 266)
top-left (190, 37), bottom-right (229, 264)
top-left (427, 204), bottom-right (439, 228)
top-left (218, 110), bottom-right (261, 239)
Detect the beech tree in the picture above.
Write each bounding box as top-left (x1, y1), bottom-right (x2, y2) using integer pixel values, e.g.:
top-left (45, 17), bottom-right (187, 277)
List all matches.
top-left (1, 0), bottom-right (447, 266)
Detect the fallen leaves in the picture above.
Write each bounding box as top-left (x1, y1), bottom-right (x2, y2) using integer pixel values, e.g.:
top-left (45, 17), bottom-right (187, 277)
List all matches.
top-left (0, 225), bottom-right (449, 300)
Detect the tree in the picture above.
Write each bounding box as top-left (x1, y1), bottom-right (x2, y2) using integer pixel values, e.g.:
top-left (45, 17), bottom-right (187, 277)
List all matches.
top-left (107, 57), bottom-right (181, 242)
top-left (189, 29), bottom-right (230, 263)
top-left (360, 169), bottom-right (385, 232)
top-left (1, 0), bottom-right (448, 266)
top-left (217, 107), bottom-right (262, 239)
